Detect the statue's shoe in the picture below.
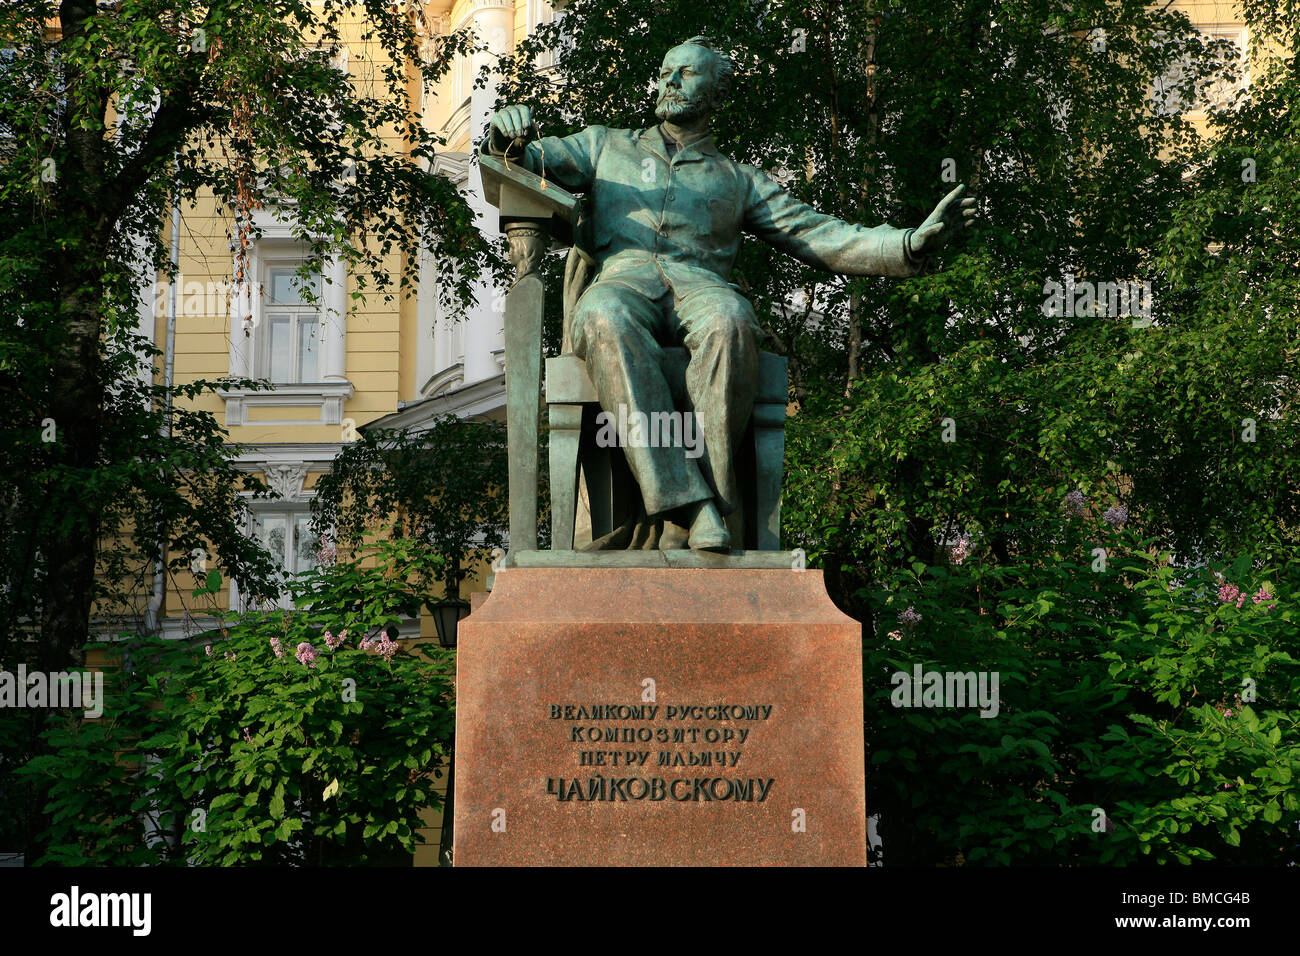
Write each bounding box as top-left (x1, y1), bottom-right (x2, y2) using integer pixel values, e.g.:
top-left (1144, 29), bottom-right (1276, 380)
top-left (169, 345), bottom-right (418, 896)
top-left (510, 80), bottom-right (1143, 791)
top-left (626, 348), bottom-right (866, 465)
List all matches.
top-left (688, 508), bottom-right (732, 552)
top-left (659, 521), bottom-right (690, 550)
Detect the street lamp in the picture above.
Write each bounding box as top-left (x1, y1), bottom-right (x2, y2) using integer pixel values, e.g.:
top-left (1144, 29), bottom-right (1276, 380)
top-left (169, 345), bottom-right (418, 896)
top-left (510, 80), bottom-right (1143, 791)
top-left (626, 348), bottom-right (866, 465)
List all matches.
top-left (432, 597), bottom-right (470, 649)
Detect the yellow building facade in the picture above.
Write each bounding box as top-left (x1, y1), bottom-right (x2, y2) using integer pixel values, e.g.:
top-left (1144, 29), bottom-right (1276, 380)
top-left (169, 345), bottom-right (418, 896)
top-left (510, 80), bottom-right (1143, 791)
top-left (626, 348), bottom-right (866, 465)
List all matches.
top-left (113, 0), bottom-right (562, 646)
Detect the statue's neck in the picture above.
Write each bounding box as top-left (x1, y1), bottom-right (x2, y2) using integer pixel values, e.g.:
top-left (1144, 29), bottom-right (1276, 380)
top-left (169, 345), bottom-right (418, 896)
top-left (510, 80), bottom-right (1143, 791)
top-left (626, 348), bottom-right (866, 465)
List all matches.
top-left (660, 119), bottom-right (710, 147)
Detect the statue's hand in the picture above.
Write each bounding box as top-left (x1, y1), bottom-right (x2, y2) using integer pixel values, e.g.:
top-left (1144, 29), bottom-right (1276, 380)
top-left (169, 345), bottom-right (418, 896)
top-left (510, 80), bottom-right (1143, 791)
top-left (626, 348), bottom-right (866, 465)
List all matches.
top-left (907, 184), bottom-right (977, 259)
top-left (490, 105), bottom-right (538, 156)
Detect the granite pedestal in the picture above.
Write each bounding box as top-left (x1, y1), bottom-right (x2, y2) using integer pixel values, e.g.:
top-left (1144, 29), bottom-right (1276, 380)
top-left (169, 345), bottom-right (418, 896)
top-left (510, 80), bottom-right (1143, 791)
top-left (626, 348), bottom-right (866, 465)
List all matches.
top-left (453, 566), bottom-right (865, 866)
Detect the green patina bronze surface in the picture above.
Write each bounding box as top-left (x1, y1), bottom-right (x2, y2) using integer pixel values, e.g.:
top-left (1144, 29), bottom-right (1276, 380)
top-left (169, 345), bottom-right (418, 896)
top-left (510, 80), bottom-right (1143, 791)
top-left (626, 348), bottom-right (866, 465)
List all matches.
top-left (483, 35), bottom-right (974, 554)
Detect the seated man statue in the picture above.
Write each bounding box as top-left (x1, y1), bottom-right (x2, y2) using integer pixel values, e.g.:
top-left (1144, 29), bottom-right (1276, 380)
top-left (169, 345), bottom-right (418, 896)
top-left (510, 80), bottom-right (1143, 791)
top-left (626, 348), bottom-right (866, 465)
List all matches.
top-left (487, 35), bottom-right (974, 552)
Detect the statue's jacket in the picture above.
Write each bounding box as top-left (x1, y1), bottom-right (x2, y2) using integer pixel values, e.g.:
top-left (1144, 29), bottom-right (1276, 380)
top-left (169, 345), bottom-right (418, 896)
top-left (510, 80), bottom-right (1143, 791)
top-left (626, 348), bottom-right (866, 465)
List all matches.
top-left (486, 124), bottom-right (922, 303)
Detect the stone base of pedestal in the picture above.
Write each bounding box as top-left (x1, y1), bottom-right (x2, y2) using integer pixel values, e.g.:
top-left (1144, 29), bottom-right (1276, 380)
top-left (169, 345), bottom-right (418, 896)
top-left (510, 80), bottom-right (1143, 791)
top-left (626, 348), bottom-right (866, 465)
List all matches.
top-left (452, 567), bottom-right (865, 866)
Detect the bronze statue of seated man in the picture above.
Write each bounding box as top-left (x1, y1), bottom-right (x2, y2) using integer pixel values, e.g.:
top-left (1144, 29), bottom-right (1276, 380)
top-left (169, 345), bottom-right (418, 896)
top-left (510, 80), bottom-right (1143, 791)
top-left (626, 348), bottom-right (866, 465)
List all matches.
top-left (488, 35), bottom-right (974, 551)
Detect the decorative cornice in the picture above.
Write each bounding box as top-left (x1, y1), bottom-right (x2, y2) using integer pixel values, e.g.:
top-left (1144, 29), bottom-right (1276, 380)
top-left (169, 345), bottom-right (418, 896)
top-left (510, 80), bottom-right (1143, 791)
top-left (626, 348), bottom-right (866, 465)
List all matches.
top-left (451, 0), bottom-right (514, 30)
top-left (432, 151), bottom-right (472, 185)
top-left (229, 443), bottom-right (347, 466)
top-left (421, 361), bottom-right (466, 398)
top-left (365, 373), bottom-right (505, 431)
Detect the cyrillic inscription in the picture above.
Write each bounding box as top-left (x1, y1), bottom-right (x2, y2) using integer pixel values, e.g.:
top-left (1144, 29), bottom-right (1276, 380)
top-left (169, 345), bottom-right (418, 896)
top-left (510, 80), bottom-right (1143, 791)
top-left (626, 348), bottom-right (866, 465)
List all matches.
top-left (545, 700), bottom-right (775, 803)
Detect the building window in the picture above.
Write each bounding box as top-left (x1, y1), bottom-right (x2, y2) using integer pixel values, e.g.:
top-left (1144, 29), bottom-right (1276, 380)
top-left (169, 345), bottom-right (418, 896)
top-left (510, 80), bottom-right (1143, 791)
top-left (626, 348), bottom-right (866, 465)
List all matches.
top-left (220, 227), bottom-right (352, 427)
top-left (249, 509), bottom-right (320, 610)
top-left (1152, 27), bottom-right (1249, 116)
top-left (259, 260), bottom-right (322, 384)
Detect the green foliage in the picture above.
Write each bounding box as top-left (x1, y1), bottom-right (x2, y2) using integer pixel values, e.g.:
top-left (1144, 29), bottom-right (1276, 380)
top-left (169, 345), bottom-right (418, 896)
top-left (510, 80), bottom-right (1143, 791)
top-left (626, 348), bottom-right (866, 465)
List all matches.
top-left (0, 0), bottom-right (492, 860)
top-left (499, 0), bottom-right (1300, 864)
top-left (866, 545), bottom-right (1299, 865)
top-left (310, 417), bottom-right (510, 593)
top-left (12, 661), bottom-right (180, 867)
top-left (0, 0), bottom-right (495, 668)
top-left (20, 537), bottom-right (455, 866)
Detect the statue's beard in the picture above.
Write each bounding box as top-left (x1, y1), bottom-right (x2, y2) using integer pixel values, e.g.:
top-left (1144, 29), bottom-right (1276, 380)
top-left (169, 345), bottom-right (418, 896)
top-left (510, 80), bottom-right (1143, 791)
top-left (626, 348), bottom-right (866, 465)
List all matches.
top-left (656, 92), bottom-right (709, 125)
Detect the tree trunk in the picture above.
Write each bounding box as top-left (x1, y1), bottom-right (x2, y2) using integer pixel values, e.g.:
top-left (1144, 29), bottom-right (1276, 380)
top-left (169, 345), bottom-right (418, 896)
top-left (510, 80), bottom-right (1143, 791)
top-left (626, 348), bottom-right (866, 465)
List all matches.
top-left (38, 289), bottom-right (105, 671)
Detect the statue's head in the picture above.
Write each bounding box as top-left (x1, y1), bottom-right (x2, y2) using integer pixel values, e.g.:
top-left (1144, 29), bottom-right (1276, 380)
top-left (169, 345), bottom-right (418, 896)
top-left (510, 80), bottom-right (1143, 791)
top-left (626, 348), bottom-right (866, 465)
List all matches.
top-left (655, 36), bottom-right (734, 126)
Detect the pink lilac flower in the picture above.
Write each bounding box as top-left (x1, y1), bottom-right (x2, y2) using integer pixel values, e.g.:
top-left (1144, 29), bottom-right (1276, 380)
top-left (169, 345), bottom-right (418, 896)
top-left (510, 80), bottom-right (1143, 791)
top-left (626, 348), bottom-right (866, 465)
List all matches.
top-left (1063, 490), bottom-right (1087, 516)
top-left (270, 637), bottom-right (283, 659)
top-left (317, 534), bottom-right (337, 566)
top-left (376, 633), bottom-right (400, 661)
top-left (323, 629), bottom-right (344, 650)
top-left (1224, 709), bottom-right (1234, 718)
top-left (1252, 587), bottom-right (1275, 611)
top-left (1102, 504), bottom-right (1127, 527)
top-left (205, 644), bottom-right (213, 656)
top-left (886, 630), bottom-right (903, 642)
top-left (224, 651), bottom-right (237, 661)
top-left (1217, 580), bottom-right (1248, 608)
top-left (899, 606), bottom-right (922, 626)
top-left (359, 634), bottom-right (378, 651)
top-left (242, 727), bottom-right (252, 743)
top-left (296, 641), bottom-right (318, 669)
top-left (950, 534), bottom-right (971, 565)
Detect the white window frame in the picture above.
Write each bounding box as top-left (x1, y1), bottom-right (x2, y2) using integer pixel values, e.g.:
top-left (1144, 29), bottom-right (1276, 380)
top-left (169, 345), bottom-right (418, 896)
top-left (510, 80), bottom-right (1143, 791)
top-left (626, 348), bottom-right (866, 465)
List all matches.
top-left (241, 504), bottom-right (322, 612)
top-left (220, 208), bottom-right (352, 426)
top-left (229, 458), bottom-right (333, 613)
top-left (1152, 25), bottom-right (1250, 117)
top-left (257, 253), bottom-right (324, 385)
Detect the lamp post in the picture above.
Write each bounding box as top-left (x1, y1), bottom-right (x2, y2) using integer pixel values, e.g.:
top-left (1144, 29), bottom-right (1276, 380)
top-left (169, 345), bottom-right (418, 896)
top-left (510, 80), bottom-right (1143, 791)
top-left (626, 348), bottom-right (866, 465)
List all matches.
top-left (434, 587), bottom-right (469, 865)
top-left (432, 596), bottom-right (470, 649)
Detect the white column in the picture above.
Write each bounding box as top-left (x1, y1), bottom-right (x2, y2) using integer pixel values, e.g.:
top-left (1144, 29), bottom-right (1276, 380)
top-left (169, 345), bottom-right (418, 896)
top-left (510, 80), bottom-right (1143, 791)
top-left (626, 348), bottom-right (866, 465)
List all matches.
top-left (416, 242), bottom-right (436, 393)
top-left (132, 239), bottom-right (157, 397)
top-left (461, 0), bottom-right (513, 385)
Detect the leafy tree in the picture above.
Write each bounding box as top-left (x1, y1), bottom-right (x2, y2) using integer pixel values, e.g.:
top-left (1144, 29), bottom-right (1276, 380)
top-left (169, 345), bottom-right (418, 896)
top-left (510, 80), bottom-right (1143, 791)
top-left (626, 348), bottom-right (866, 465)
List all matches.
top-left (1, 0), bottom-right (493, 866)
top-left (0, 0), bottom-right (492, 672)
top-left (0, 324), bottom-right (284, 859)
top-left (21, 535), bottom-right (455, 866)
top-left (494, 0), bottom-right (1300, 863)
top-left (309, 416), bottom-right (511, 602)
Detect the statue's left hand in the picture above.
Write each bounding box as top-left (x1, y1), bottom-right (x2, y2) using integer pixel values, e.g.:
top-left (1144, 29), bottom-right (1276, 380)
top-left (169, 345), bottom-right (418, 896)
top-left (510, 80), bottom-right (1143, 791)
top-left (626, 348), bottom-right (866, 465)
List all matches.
top-left (907, 184), bottom-right (977, 259)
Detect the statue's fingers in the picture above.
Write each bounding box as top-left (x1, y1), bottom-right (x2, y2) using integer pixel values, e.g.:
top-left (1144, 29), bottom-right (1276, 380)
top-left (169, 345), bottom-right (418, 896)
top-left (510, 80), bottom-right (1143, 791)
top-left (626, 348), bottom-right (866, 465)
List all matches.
top-left (940, 184), bottom-right (966, 208)
top-left (917, 222), bottom-right (944, 246)
top-left (506, 105), bottom-right (526, 137)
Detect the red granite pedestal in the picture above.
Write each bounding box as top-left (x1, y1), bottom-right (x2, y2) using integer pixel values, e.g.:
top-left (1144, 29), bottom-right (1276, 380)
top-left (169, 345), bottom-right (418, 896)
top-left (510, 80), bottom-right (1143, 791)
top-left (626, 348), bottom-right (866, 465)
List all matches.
top-left (452, 567), bottom-right (865, 866)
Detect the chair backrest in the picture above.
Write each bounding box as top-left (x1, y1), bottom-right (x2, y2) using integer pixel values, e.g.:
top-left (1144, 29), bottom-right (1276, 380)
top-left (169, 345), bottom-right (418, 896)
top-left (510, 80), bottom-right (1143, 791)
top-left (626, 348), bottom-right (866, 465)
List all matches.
top-left (561, 246), bottom-right (592, 354)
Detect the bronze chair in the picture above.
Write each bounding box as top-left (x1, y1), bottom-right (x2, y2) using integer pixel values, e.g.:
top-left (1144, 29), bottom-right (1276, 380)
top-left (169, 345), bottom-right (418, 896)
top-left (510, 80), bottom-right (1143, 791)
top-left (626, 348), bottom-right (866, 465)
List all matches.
top-left (545, 249), bottom-right (788, 551)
